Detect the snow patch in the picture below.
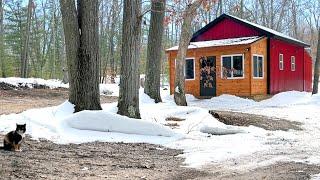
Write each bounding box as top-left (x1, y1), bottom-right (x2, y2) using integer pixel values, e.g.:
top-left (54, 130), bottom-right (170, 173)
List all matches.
top-left (167, 36), bottom-right (261, 51)
top-left (200, 125), bottom-right (247, 135)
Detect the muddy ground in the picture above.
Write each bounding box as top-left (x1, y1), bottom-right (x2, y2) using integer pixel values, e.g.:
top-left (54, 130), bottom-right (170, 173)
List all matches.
top-left (1, 87), bottom-right (320, 179)
top-left (0, 135), bottom-right (209, 180)
top-left (210, 110), bottom-right (303, 131)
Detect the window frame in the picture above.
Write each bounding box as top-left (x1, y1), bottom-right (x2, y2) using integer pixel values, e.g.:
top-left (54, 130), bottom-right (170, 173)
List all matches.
top-left (279, 53), bottom-right (284, 70)
top-left (184, 58), bottom-right (195, 80)
top-left (252, 54), bottom-right (264, 79)
top-left (221, 54), bottom-right (245, 79)
top-left (174, 57), bottom-right (195, 81)
top-left (291, 56), bottom-right (296, 71)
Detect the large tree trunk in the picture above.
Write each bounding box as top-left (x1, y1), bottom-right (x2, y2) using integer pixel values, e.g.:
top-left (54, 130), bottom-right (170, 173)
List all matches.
top-left (117, 0), bottom-right (142, 119)
top-left (174, 0), bottom-right (203, 106)
top-left (144, 0), bottom-right (165, 103)
top-left (312, 30), bottom-right (320, 94)
top-left (60, 0), bottom-right (102, 112)
top-left (20, 0), bottom-right (33, 78)
top-left (0, 0), bottom-right (5, 77)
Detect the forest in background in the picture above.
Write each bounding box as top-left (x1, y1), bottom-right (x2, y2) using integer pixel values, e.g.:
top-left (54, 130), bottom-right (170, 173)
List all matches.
top-left (0, 0), bottom-right (318, 82)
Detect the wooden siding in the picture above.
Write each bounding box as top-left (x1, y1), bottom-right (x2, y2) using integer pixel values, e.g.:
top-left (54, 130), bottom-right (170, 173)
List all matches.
top-left (250, 38), bottom-right (268, 95)
top-left (167, 38), bottom-right (268, 97)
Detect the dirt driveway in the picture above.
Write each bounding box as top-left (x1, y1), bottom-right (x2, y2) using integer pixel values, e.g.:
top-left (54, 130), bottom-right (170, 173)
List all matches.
top-left (0, 135), bottom-right (209, 180)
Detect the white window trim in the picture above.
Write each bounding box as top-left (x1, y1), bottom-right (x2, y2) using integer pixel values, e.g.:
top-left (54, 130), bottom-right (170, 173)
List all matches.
top-left (221, 54), bottom-right (245, 79)
top-left (291, 56), bottom-right (296, 71)
top-left (175, 57), bottom-right (195, 81)
top-left (279, 53), bottom-right (284, 70)
top-left (252, 54), bottom-right (264, 79)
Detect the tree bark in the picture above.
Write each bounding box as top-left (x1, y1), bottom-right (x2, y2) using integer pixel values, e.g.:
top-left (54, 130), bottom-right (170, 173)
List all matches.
top-left (109, 0), bottom-right (118, 84)
top-left (219, 0), bottom-right (223, 15)
top-left (117, 0), bottom-right (142, 119)
top-left (144, 0), bottom-right (165, 103)
top-left (0, 0), bottom-right (5, 77)
top-left (291, 0), bottom-right (298, 39)
top-left (239, 0), bottom-right (244, 18)
top-left (21, 0), bottom-right (33, 78)
top-left (60, 0), bottom-right (102, 112)
top-left (312, 30), bottom-right (320, 94)
top-left (174, 0), bottom-right (203, 106)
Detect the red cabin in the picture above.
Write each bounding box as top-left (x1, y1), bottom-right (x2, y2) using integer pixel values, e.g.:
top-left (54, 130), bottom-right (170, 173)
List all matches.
top-left (167, 14), bottom-right (312, 97)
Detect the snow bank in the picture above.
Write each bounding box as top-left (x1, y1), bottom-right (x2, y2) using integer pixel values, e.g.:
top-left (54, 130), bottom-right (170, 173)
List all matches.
top-left (260, 91), bottom-right (312, 107)
top-left (0, 77), bottom-right (68, 89)
top-left (65, 111), bottom-right (177, 137)
top-left (0, 77), bottom-right (119, 96)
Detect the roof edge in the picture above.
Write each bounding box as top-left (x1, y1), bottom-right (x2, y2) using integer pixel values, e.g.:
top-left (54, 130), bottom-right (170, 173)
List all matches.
top-left (191, 13), bottom-right (310, 47)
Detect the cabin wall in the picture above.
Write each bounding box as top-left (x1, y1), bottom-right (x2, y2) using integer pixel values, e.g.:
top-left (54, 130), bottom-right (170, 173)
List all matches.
top-left (250, 38), bottom-right (268, 95)
top-left (269, 38), bottom-right (304, 94)
top-left (168, 44), bottom-right (264, 97)
top-left (193, 18), bottom-right (261, 42)
top-left (304, 50), bottom-right (312, 92)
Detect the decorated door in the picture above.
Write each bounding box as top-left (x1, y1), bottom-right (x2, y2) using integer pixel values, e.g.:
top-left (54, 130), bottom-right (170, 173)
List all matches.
top-left (200, 56), bottom-right (216, 96)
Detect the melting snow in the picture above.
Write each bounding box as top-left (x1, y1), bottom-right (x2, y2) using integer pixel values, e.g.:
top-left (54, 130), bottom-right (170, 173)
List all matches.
top-left (1, 78), bottom-right (320, 170)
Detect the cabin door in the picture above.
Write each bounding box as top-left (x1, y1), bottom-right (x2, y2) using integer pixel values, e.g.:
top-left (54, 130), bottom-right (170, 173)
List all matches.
top-left (200, 56), bottom-right (216, 97)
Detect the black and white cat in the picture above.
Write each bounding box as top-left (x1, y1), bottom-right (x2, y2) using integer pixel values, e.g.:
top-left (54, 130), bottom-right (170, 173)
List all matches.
top-left (2, 124), bottom-right (26, 152)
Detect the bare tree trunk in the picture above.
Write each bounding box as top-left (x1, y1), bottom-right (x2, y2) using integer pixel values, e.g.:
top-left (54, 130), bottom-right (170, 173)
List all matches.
top-left (275, 0), bottom-right (288, 31)
top-left (109, 0), bottom-right (118, 84)
top-left (60, 0), bottom-right (102, 112)
top-left (312, 30), bottom-right (320, 94)
top-left (239, 0), bottom-right (244, 18)
top-left (291, 0), bottom-right (298, 39)
top-left (144, 0), bottom-right (165, 103)
top-left (254, 0), bottom-right (258, 23)
top-left (219, 0), bottom-right (223, 15)
top-left (270, 0), bottom-right (274, 29)
top-left (98, 0), bottom-right (104, 83)
top-left (0, 0), bottom-right (5, 77)
top-left (117, 0), bottom-right (142, 119)
top-left (174, 0), bottom-right (203, 106)
top-left (258, 0), bottom-right (267, 26)
top-left (21, 0), bottom-right (33, 78)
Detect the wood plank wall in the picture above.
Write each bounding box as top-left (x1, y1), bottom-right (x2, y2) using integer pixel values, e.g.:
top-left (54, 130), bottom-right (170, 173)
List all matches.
top-left (167, 38), bottom-right (268, 97)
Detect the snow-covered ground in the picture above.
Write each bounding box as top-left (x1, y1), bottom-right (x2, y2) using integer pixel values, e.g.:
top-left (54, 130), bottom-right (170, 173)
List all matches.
top-left (0, 77), bottom-right (119, 96)
top-left (1, 77), bottom-right (320, 171)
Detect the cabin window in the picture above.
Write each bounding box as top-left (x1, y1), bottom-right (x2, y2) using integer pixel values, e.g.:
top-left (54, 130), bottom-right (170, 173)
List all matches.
top-left (279, 54), bottom-right (284, 70)
top-left (291, 56), bottom-right (296, 71)
top-left (185, 58), bottom-right (195, 80)
top-left (221, 54), bottom-right (244, 79)
top-left (174, 58), bottom-right (195, 80)
top-left (253, 55), bottom-right (263, 78)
